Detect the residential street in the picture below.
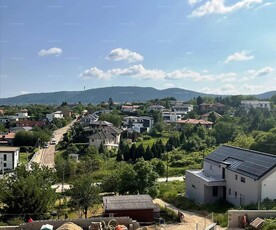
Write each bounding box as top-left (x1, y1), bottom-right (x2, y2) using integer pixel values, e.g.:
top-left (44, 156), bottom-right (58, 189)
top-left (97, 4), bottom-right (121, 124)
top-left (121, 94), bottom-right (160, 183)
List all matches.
top-left (31, 120), bottom-right (75, 168)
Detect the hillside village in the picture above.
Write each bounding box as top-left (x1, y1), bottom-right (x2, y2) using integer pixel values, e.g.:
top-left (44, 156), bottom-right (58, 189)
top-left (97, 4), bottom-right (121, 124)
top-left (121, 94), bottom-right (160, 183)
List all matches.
top-left (1, 95), bottom-right (276, 230)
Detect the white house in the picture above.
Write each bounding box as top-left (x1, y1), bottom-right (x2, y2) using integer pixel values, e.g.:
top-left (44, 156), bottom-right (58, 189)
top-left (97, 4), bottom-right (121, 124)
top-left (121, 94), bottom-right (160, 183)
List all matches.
top-left (186, 145), bottom-right (276, 206)
top-left (172, 103), bottom-right (193, 113)
top-left (162, 112), bottom-right (182, 123)
top-left (46, 111), bottom-right (64, 122)
top-left (121, 105), bottom-right (139, 113)
top-left (241, 100), bottom-right (271, 110)
top-left (15, 109), bottom-right (29, 119)
top-left (0, 147), bottom-right (20, 172)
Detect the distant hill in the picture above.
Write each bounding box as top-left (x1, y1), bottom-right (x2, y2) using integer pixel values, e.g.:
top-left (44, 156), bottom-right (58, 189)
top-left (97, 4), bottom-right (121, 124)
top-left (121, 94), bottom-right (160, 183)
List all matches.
top-left (255, 91), bottom-right (276, 99)
top-left (0, 86), bottom-right (275, 105)
top-left (0, 87), bottom-right (209, 105)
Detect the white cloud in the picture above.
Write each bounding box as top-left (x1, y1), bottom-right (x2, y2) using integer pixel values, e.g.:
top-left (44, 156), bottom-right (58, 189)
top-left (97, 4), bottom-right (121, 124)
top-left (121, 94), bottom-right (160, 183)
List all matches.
top-left (107, 48), bottom-right (144, 63)
top-left (200, 84), bottom-right (240, 94)
top-left (255, 2), bottom-right (274, 10)
top-left (80, 65), bottom-right (239, 84)
top-left (224, 50), bottom-right (254, 64)
top-left (20, 90), bottom-right (31, 95)
top-left (253, 66), bottom-right (274, 77)
top-left (188, 0), bottom-right (202, 6)
top-left (80, 64), bottom-right (165, 80)
top-left (190, 0), bottom-right (262, 17)
top-left (38, 47), bottom-right (62, 57)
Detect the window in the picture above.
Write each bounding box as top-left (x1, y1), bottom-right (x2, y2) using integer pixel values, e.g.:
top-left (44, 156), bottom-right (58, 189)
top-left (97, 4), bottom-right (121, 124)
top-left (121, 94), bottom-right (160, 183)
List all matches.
top-left (229, 188), bottom-right (231, 195)
top-left (192, 184), bottom-right (196, 189)
top-left (210, 165), bottom-right (213, 170)
top-left (235, 174), bottom-right (238, 180)
top-left (3, 154), bottom-right (7, 161)
top-left (235, 191), bottom-right (237, 198)
top-left (241, 177), bottom-right (245, 183)
top-left (4, 163), bottom-right (7, 167)
top-left (212, 186), bottom-right (218, 197)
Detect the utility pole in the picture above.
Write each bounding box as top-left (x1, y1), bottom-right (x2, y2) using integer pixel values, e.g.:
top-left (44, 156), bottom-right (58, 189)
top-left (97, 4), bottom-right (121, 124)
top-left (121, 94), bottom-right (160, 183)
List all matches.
top-left (166, 152), bottom-right (169, 182)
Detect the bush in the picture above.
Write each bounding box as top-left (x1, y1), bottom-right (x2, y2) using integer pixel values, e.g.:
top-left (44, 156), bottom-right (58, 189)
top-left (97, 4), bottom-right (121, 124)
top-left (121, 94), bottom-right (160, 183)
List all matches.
top-left (159, 206), bottom-right (179, 223)
top-left (213, 213), bottom-right (228, 227)
top-left (263, 218), bottom-right (276, 230)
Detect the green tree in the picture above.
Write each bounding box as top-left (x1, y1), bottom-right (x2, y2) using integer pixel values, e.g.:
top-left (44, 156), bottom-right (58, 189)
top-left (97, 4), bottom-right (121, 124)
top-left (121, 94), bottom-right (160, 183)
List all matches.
top-left (99, 113), bottom-right (122, 127)
top-left (67, 174), bottom-right (101, 218)
top-left (0, 164), bottom-right (56, 220)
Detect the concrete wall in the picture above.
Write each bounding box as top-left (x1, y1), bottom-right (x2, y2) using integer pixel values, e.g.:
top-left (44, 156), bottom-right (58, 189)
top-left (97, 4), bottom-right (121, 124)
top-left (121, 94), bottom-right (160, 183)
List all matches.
top-left (204, 186), bottom-right (224, 204)
top-left (228, 210), bottom-right (276, 228)
top-left (261, 168), bottom-right (276, 200)
top-left (12, 217), bottom-right (139, 230)
top-left (225, 169), bottom-right (260, 206)
top-left (186, 170), bottom-right (205, 204)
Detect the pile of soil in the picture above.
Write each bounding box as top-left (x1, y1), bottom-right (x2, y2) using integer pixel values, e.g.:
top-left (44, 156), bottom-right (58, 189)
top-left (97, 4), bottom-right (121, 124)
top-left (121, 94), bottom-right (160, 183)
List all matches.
top-left (56, 222), bottom-right (83, 230)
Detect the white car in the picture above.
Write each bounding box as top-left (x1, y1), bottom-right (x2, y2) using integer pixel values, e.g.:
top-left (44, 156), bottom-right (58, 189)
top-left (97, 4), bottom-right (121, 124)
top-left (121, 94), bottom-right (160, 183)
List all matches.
top-left (51, 139), bottom-right (57, 145)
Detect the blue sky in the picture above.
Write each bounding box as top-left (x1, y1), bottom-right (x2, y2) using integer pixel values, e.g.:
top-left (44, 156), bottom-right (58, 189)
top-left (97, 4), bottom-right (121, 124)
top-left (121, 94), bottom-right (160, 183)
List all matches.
top-left (0, 0), bottom-right (276, 98)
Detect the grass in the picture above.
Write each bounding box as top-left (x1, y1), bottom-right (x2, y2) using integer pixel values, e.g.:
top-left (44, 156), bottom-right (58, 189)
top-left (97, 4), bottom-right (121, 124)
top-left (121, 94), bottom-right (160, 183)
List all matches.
top-left (19, 152), bottom-right (29, 165)
top-left (158, 181), bottom-right (185, 199)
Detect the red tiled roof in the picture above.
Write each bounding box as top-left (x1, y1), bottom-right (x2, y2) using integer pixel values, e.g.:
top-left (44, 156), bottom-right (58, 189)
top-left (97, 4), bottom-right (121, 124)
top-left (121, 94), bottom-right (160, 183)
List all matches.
top-left (1, 132), bottom-right (15, 139)
top-left (176, 119), bottom-right (213, 125)
top-left (16, 120), bottom-right (46, 127)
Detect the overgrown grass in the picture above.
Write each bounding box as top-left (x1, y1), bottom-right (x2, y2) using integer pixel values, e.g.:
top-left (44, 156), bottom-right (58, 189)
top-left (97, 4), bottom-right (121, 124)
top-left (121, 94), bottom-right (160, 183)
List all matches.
top-left (158, 181), bottom-right (185, 199)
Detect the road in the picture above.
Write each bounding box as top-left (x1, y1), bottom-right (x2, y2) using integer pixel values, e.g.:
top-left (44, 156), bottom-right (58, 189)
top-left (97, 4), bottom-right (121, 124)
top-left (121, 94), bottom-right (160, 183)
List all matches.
top-left (31, 120), bottom-right (75, 168)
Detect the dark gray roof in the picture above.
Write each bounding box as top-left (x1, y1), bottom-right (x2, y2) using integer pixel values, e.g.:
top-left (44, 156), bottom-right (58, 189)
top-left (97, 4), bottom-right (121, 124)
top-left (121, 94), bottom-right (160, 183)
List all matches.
top-left (103, 195), bottom-right (156, 211)
top-left (88, 131), bottom-right (115, 140)
top-left (205, 145), bottom-right (276, 180)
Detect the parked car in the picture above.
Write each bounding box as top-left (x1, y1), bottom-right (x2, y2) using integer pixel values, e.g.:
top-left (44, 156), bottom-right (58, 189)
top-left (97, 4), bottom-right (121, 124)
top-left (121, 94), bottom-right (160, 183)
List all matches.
top-left (51, 139), bottom-right (57, 145)
top-left (43, 143), bottom-right (49, 148)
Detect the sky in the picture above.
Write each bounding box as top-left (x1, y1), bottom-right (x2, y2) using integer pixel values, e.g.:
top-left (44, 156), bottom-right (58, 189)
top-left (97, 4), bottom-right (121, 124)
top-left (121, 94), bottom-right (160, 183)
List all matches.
top-left (0, 0), bottom-right (276, 98)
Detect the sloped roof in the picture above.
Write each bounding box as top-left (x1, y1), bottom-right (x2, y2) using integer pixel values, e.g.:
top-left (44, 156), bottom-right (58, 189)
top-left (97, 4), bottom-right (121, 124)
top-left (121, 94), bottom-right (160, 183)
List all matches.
top-left (205, 145), bottom-right (276, 180)
top-left (0, 146), bottom-right (20, 152)
top-left (103, 195), bottom-right (155, 211)
top-left (88, 131), bottom-right (115, 140)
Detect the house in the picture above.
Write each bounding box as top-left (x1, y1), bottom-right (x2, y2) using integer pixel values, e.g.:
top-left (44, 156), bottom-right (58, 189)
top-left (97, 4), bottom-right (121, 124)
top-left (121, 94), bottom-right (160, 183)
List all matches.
top-left (176, 119), bottom-right (213, 129)
top-left (123, 116), bottom-right (154, 133)
top-left (147, 105), bottom-right (165, 112)
top-left (241, 100), bottom-right (271, 110)
top-left (0, 147), bottom-right (20, 172)
top-left (79, 114), bottom-right (99, 126)
top-left (83, 120), bottom-right (113, 136)
top-left (46, 111), bottom-right (64, 122)
top-left (186, 145), bottom-right (276, 206)
top-left (15, 109), bottom-right (29, 119)
top-left (0, 132), bottom-right (15, 146)
top-left (200, 103), bottom-right (225, 113)
top-left (172, 102), bottom-right (193, 114)
top-left (162, 111), bottom-right (182, 123)
top-left (88, 125), bottom-right (122, 149)
top-left (10, 126), bottom-right (33, 132)
top-left (103, 195), bottom-right (159, 222)
top-left (16, 120), bottom-right (46, 128)
top-left (200, 111), bottom-right (222, 122)
top-left (121, 105), bottom-right (139, 113)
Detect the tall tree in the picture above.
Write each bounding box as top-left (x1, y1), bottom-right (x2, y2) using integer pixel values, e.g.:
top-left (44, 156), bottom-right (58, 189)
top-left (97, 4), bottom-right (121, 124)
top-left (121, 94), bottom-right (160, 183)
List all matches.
top-left (67, 174), bottom-right (100, 218)
top-left (0, 164), bottom-right (56, 220)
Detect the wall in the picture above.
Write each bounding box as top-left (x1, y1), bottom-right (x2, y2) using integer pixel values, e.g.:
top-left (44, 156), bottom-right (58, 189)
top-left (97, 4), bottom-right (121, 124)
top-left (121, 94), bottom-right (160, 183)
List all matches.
top-left (10, 217), bottom-right (139, 230)
top-left (104, 209), bottom-right (153, 222)
top-left (228, 210), bottom-right (276, 228)
top-left (225, 169), bottom-right (260, 206)
top-left (203, 161), bottom-right (222, 178)
top-left (261, 168), bottom-right (276, 200)
top-left (185, 170), bottom-right (205, 204)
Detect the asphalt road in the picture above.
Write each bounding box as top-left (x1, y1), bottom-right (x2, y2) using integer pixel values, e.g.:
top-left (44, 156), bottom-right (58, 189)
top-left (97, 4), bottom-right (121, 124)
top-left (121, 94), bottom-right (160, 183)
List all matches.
top-left (31, 120), bottom-right (75, 168)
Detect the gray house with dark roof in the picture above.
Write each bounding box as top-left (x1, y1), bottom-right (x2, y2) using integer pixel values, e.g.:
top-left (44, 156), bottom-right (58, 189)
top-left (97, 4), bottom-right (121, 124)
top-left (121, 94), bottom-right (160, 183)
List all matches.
top-left (186, 145), bottom-right (276, 206)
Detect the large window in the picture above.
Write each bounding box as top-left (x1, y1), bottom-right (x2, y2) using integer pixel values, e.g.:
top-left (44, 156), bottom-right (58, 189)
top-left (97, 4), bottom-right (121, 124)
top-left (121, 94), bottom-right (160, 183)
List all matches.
top-left (212, 186), bottom-right (218, 197)
top-left (3, 154), bottom-right (7, 161)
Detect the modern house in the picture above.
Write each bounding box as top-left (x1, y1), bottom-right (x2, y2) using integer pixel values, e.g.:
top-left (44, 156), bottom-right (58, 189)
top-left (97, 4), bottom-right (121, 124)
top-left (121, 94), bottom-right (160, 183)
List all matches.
top-left (46, 111), bottom-right (64, 122)
top-left (176, 119), bottom-right (213, 129)
top-left (15, 109), bottom-right (29, 119)
top-left (79, 114), bottom-right (99, 126)
top-left (0, 147), bottom-right (20, 172)
top-left (241, 100), bottom-right (271, 110)
top-left (186, 145), bottom-right (276, 206)
top-left (103, 195), bottom-right (159, 223)
top-left (123, 116), bottom-right (154, 133)
top-left (162, 111), bottom-right (182, 123)
top-left (172, 103), bottom-right (193, 114)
